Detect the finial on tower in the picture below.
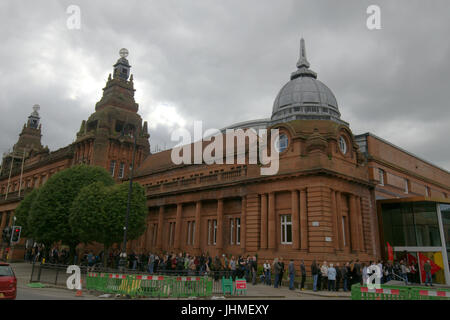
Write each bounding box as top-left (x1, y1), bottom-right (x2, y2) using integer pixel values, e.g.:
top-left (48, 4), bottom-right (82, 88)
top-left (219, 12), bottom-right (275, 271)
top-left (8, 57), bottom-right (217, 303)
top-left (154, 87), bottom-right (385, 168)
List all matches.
top-left (32, 104), bottom-right (40, 113)
top-left (296, 38), bottom-right (310, 69)
top-left (113, 48), bottom-right (131, 80)
top-left (27, 104), bottom-right (41, 129)
top-left (291, 37), bottom-right (317, 80)
top-left (119, 48), bottom-right (129, 59)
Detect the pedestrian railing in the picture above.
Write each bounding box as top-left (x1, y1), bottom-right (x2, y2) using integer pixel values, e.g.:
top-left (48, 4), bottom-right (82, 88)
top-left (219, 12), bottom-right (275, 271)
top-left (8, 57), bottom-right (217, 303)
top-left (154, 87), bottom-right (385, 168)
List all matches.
top-left (30, 263), bottom-right (89, 287)
top-left (351, 283), bottom-right (450, 300)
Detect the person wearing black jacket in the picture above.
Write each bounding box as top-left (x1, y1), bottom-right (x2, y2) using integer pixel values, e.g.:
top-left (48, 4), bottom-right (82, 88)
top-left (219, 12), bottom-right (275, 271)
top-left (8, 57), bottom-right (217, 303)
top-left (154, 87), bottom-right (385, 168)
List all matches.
top-left (199, 254), bottom-right (206, 272)
top-left (342, 263), bottom-right (349, 292)
top-left (317, 262), bottom-right (322, 291)
top-left (354, 259), bottom-right (361, 285)
top-left (300, 260), bottom-right (306, 290)
top-left (238, 256), bottom-right (246, 278)
top-left (335, 262), bottom-right (342, 291)
top-left (176, 253), bottom-right (184, 275)
top-left (311, 260), bottom-right (319, 291)
top-left (278, 257), bottom-right (285, 287)
top-left (251, 256), bottom-right (258, 285)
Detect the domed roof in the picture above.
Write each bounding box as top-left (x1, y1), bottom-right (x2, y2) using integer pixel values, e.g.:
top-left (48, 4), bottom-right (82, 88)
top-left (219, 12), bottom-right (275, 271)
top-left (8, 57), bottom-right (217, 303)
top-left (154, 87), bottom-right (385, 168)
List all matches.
top-left (271, 39), bottom-right (343, 124)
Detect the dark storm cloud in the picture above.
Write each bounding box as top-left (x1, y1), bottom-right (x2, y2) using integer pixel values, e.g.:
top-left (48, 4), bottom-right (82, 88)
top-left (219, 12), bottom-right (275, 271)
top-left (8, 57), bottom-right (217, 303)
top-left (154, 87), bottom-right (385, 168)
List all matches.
top-left (0, 0), bottom-right (449, 170)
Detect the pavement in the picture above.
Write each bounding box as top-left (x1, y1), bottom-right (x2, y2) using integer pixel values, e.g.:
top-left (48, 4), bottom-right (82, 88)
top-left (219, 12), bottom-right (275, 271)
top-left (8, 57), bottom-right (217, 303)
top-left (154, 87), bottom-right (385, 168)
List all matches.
top-left (10, 262), bottom-right (352, 300)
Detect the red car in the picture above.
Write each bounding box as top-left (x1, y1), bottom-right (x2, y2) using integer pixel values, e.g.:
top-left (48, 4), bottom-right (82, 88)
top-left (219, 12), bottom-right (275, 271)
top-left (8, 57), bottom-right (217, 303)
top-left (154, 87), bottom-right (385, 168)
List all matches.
top-left (0, 262), bottom-right (17, 299)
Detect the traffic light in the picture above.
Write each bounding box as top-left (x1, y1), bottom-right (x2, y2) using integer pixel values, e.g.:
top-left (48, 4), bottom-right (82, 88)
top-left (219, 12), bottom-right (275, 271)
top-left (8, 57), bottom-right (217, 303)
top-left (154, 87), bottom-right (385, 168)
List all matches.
top-left (2, 227), bottom-right (11, 243)
top-left (11, 226), bottom-right (21, 244)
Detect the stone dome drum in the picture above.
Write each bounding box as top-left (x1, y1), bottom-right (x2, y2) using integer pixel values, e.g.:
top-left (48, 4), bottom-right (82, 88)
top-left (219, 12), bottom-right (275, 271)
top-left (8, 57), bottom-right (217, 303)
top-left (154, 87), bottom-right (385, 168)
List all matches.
top-left (271, 39), bottom-right (345, 125)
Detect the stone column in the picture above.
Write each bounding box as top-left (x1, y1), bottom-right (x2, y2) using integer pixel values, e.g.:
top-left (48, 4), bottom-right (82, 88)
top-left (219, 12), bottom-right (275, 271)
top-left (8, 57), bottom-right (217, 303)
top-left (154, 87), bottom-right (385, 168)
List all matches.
top-left (299, 189), bottom-right (308, 251)
top-left (356, 197), bottom-right (365, 252)
top-left (156, 206), bottom-right (164, 250)
top-left (0, 212), bottom-right (7, 231)
top-left (241, 196), bottom-right (246, 251)
top-left (144, 218), bottom-right (152, 251)
top-left (335, 191), bottom-right (343, 250)
top-left (150, 224), bottom-right (156, 249)
top-left (8, 212), bottom-right (14, 227)
top-left (349, 195), bottom-right (360, 252)
top-left (330, 190), bottom-right (339, 251)
top-left (291, 190), bottom-right (300, 250)
top-left (194, 201), bottom-right (202, 250)
top-left (174, 203), bottom-right (182, 250)
top-left (268, 192), bottom-right (276, 249)
top-left (216, 199), bottom-right (224, 251)
top-left (260, 194), bottom-right (268, 249)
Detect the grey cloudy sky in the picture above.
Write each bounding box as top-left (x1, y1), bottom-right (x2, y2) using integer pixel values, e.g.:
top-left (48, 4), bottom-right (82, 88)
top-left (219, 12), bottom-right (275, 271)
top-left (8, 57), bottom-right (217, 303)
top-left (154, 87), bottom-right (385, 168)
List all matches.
top-left (1, 0), bottom-right (449, 170)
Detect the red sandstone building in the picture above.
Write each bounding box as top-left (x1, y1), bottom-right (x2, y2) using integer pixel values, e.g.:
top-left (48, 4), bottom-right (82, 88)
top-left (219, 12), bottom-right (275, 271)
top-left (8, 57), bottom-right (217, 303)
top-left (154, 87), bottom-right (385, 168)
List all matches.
top-left (0, 41), bottom-right (449, 269)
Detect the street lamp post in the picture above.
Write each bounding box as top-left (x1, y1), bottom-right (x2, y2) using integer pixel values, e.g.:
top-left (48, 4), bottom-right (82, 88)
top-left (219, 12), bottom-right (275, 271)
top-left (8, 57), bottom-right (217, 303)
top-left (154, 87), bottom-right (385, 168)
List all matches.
top-left (118, 128), bottom-right (137, 271)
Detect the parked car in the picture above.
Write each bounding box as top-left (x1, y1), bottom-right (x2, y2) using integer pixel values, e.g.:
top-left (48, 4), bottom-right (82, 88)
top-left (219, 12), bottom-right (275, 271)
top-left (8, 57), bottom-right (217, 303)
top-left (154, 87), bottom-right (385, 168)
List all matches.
top-left (0, 262), bottom-right (17, 299)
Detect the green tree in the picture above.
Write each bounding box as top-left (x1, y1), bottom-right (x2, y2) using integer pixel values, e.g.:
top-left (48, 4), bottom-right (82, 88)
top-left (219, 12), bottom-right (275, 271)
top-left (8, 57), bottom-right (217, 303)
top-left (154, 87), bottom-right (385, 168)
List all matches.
top-left (29, 165), bottom-right (115, 260)
top-left (14, 188), bottom-right (39, 238)
top-left (69, 181), bottom-right (147, 266)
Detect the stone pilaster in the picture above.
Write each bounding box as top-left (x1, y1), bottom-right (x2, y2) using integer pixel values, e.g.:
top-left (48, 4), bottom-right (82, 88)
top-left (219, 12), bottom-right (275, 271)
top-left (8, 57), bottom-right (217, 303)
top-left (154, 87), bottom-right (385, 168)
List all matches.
top-left (260, 194), bottom-right (268, 249)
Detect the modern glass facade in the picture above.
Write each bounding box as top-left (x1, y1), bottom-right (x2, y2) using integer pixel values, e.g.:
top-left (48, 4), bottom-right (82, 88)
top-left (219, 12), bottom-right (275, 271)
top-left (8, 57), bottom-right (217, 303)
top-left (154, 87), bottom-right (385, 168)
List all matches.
top-left (441, 203), bottom-right (450, 279)
top-left (382, 202), bottom-right (441, 247)
top-left (379, 200), bottom-right (450, 285)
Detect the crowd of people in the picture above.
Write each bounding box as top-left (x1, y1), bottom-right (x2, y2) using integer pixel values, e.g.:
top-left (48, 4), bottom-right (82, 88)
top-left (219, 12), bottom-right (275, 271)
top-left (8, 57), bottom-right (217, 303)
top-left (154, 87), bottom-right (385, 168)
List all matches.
top-left (26, 245), bottom-right (434, 289)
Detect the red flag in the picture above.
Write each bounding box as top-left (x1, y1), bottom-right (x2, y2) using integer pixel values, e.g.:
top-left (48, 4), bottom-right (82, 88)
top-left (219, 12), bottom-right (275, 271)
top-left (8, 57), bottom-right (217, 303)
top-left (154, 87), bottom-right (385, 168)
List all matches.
top-left (407, 253), bottom-right (417, 265)
top-left (418, 252), bottom-right (441, 282)
top-left (387, 242), bottom-right (394, 261)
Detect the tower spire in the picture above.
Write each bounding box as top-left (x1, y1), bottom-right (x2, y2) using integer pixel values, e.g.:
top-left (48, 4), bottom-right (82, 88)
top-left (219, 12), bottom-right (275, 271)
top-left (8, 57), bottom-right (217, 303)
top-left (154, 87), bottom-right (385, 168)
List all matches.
top-left (296, 38), bottom-right (310, 69)
top-left (291, 38), bottom-right (317, 80)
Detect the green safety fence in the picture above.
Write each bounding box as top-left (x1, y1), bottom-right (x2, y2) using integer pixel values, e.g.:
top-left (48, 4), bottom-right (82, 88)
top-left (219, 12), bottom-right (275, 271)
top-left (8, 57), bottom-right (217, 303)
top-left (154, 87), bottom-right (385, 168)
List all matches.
top-left (409, 287), bottom-right (450, 300)
top-left (351, 283), bottom-right (450, 300)
top-left (86, 273), bottom-right (213, 298)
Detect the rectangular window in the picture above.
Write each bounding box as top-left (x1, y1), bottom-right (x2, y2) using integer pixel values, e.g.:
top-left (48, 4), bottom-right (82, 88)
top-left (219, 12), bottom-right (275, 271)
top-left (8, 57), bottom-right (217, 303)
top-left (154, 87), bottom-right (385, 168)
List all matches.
top-left (230, 219), bottom-right (234, 245)
top-left (404, 178), bottom-right (409, 194)
top-left (119, 162), bottom-right (125, 178)
top-left (280, 215), bottom-right (292, 244)
top-left (187, 221), bottom-right (191, 245)
top-left (213, 220), bottom-right (217, 245)
top-left (192, 221), bottom-right (195, 245)
top-left (152, 224), bottom-right (158, 246)
top-left (208, 220), bottom-right (211, 245)
top-left (379, 169), bottom-right (385, 186)
top-left (169, 222), bottom-right (173, 246)
top-left (425, 186), bottom-right (430, 197)
top-left (169, 222), bottom-right (176, 247)
top-left (236, 218), bottom-right (241, 245)
top-left (187, 221), bottom-right (195, 245)
top-left (110, 160), bottom-right (116, 177)
top-left (207, 219), bottom-right (217, 245)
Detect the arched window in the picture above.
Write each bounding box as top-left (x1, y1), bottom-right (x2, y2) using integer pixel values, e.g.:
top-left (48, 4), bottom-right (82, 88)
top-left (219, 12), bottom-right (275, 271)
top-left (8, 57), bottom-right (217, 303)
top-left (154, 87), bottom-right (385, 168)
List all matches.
top-left (275, 134), bottom-right (289, 153)
top-left (339, 136), bottom-right (347, 154)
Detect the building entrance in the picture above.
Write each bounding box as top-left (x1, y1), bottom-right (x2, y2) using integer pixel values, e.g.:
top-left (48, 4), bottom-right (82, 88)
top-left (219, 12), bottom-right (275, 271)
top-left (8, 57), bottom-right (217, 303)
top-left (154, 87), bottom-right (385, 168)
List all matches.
top-left (394, 248), bottom-right (446, 285)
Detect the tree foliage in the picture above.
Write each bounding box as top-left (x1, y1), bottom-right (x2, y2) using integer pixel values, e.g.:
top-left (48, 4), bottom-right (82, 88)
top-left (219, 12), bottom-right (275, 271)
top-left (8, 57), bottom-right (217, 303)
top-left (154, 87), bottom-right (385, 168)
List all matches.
top-left (28, 165), bottom-right (115, 252)
top-left (69, 181), bottom-right (147, 263)
top-left (14, 188), bottom-right (39, 238)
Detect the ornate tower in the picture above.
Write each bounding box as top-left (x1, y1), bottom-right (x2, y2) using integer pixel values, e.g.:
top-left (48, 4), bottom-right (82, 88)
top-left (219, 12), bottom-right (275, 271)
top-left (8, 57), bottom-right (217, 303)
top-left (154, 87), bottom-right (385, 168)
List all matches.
top-left (14, 104), bottom-right (45, 154)
top-left (1, 105), bottom-right (47, 173)
top-left (73, 49), bottom-right (150, 180)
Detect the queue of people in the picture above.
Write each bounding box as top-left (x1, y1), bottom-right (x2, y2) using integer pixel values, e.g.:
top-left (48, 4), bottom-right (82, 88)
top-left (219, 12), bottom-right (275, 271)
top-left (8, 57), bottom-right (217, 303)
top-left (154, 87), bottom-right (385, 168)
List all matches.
top-left (25, 245), bottom-right (434, 289)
